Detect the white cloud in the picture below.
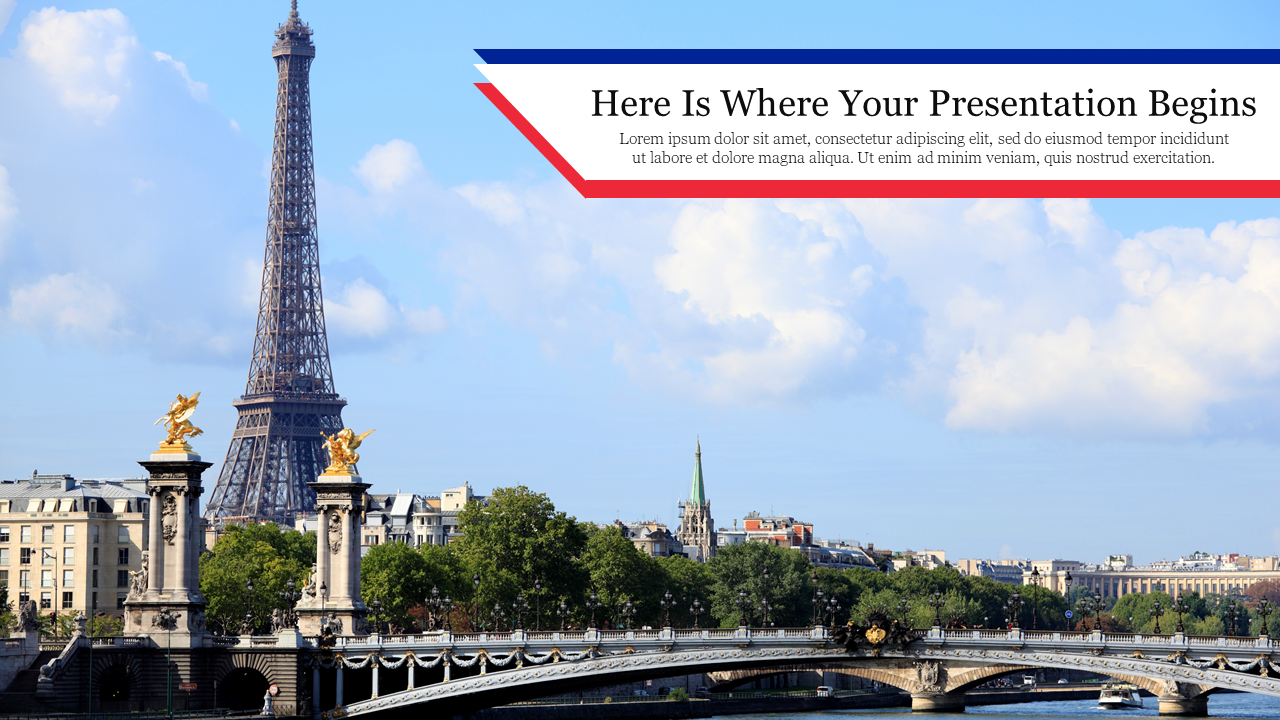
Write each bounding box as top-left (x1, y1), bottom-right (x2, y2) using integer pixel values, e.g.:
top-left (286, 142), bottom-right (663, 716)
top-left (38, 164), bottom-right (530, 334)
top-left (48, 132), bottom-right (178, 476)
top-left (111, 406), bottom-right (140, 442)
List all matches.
top-left (152, 51), bottom-right (208, 102)
top-left (323, 277), bottom-right (447, 343)
top-left (0, 0), bottom-right (15, 36)
top-left (352, 140), bottom-right (424, 194)
top-left (7, 272), bottom-right (126, 343)
top-left (0, 165), bottom-right (17, 262)
top-left (17, 7), bottom-right (139, 123)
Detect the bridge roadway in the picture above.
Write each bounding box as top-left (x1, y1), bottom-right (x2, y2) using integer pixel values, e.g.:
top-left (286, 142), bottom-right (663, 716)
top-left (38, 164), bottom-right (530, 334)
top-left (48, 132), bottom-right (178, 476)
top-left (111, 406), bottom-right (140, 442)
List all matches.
top-left (315, 626), bottom-right (1280, 718)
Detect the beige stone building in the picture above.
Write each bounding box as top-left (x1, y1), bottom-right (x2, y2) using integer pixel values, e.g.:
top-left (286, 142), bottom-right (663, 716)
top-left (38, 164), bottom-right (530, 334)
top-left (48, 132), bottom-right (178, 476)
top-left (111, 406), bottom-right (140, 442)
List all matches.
top-left (0, 473), bottom-right (149, 619)
top-left (1026, 555), bottom-right (1280, 599)
top-left (295, 482), bottom-right (486, 552)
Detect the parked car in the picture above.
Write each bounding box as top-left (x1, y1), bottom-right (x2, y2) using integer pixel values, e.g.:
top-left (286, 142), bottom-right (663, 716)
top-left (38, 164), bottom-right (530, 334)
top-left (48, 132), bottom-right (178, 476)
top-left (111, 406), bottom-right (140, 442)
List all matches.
top-left (656, 687), bottom-right (672, 696)
top-left (816, 686), bottom-right (834, 698)
top-left (694, 687), bottom-right (711, 698)
top-left (632, 689), bottom-right (648, 696)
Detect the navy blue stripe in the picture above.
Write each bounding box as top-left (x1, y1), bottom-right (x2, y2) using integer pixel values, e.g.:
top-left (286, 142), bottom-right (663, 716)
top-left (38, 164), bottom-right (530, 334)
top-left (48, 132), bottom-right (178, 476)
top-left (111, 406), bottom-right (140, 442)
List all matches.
top-left (474, 49), bottom-right (1280, 65)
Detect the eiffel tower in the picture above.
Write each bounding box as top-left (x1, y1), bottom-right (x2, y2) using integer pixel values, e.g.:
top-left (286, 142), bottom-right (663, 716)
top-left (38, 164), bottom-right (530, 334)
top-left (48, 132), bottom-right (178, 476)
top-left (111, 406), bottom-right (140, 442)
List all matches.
top-left (205, 1), bottom-right (345, 526)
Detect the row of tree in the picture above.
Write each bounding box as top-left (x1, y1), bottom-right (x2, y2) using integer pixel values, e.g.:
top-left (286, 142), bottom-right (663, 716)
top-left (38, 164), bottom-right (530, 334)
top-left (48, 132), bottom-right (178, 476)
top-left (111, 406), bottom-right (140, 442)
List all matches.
top-left (193, 485), bottom-right (1280, 637)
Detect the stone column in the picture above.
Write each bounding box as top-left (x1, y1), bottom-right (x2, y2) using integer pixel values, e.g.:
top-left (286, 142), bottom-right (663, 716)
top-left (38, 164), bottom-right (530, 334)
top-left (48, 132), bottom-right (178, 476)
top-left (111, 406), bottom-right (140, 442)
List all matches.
top-left (316, 509), bottom-right (330, 602)
top-left (147, 488), bottom-right (164, 595)
top-left (311, 667), bottom-right (321, 720)
top-left (335, 668), bottom-right (344, 706)
top-left (126, 455), bottom-right (210, 647)
top-left (174, 487), bottom-right (190, 600)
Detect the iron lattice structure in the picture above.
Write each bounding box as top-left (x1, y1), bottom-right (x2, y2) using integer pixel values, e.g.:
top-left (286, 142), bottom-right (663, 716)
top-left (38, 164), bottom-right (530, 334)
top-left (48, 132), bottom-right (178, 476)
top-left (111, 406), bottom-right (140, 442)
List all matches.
top-left (205, 3), bottom-right (345, 526)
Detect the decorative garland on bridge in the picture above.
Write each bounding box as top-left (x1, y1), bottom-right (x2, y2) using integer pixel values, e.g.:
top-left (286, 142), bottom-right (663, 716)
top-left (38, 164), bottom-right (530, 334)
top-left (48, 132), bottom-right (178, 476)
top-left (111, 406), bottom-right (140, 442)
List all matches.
top-left (312, 647), bottom-right (604, 671)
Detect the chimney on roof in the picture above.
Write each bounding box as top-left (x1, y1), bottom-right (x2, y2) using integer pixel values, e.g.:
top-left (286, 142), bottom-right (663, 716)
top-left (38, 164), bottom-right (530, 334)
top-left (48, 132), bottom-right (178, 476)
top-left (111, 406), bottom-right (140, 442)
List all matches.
top-left (63, 476), bottom-right (75, 492)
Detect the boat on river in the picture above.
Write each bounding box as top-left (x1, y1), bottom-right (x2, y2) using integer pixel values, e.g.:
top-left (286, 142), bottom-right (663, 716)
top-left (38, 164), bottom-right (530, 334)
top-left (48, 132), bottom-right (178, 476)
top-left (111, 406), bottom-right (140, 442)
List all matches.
top-left (1098, 683), bottom-right (1143, 709)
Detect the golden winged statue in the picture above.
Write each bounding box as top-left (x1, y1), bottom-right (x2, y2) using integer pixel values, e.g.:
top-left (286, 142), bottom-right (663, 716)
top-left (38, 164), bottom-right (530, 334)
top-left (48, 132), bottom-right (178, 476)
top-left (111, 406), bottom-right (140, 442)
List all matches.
top-left (321, 428), bottom-right (375, 474)
top-left (155, 392), bottom-right (203, 449)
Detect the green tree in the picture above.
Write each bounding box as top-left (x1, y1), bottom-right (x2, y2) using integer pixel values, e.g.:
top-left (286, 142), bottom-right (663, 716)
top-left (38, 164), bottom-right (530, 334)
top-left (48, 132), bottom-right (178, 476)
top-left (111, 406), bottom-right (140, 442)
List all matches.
top-left (582, 525), bottom-right (661, 627)
top-left (654, 554), bottom-right (715, 627)
top-left (361, 542), bottom-right (436, 632)
top-left (707, 543), bottom-right (813, 628)
top-left (452, 486), bottom-right (589, 630)
top-left (199, 523), bottom-right (314, 634)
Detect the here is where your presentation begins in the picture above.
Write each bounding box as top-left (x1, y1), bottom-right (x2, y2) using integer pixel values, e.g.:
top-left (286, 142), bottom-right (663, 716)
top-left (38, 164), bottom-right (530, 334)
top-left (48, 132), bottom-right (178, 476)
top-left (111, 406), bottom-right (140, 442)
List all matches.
top-left (592, 88), bottom-right (1257, 125)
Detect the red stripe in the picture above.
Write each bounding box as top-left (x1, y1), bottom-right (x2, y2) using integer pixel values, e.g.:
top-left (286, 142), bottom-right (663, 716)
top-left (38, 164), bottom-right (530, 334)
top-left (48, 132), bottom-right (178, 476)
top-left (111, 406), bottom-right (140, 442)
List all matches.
top-left (476, 83), bottom-right (1280, 200)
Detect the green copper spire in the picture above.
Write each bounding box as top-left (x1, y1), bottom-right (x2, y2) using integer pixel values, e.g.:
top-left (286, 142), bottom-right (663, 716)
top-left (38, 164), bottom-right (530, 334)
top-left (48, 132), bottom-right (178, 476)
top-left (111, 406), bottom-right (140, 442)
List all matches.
top-left (691, 437), bottom-right (706, 506)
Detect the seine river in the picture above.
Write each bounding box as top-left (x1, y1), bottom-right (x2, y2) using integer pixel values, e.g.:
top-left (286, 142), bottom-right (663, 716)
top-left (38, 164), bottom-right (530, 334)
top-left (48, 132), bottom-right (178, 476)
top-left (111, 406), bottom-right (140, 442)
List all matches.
top-left (712, 693), bottom-right (1280, 718)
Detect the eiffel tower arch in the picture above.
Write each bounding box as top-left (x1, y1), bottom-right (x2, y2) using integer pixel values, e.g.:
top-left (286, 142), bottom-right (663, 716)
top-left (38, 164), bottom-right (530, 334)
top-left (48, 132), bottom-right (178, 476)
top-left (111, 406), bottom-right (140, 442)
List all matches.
top-left (204, 1), bottom-right (346, 526)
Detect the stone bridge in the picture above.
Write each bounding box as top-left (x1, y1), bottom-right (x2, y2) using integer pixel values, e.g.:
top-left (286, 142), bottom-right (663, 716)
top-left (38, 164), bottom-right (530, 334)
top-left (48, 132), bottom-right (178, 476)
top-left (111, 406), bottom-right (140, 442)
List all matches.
top-left (313, 626), bottom-right (1280, 717)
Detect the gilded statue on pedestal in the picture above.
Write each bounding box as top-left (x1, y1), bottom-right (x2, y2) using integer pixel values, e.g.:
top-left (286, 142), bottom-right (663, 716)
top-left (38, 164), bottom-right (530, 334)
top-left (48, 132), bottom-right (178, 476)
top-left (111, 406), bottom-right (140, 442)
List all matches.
top-left (320, 428), bottom-right (375, 474)
top-left (155, 392), bottom-right (203, 450)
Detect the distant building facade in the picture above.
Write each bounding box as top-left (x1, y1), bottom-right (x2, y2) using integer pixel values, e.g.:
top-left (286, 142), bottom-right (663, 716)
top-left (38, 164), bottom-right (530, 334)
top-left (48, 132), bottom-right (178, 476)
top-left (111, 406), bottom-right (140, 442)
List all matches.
top-left (955, 558), bottom-right (1030, 584)
top-left (800, 541), bottom-right (878, 570)
top-left (1031, 553), bottom-right (1280, 599)
top-left (295, 481), bottom-right (487, 552)
top-left (612, 520), bottom-right (685, 558)
top-left (676, 440), bottom-right (715, 562)
top-left (0, 473), bottom-right (150, 619)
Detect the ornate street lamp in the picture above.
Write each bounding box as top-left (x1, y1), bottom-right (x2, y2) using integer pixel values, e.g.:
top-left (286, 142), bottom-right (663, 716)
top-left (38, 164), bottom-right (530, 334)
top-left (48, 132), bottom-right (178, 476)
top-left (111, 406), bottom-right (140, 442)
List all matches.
top-left (1006, 592), bottom-right (1024, 630)
top-left (1172, 594), bottom-right (1188, 634)
top-left (471, 573), bottom-right (482, 630)
top-left (489, 602), bottom-right (506, 632)
top-left (811, 572), bottom-right (821, 627)
top-left (513, 594), bottom-right (529, 630)
top-left (689, 599), bottom-right (704, 629)
top-left (1030, 567), bottom-right (1041, 630)
top-left (556, 600), bottom-right (570, 631)
top-left (1259, 598), bottom-right (1273, 637)
top-left (761, 566), bottom-right (771, 626)
top-left (585, 592), bottom-right (601, 629)
top-left (533, 578), bottom-right (542, 631)
top-left (280, 578), bottom-right (300, 629)
top-left (736, 590), bottom-right (751, 627)
top-left (1064, 569), bottom-right (1073, 605)
top-left (928, 590), bottom-right (944, 628)
top-left (370, 598), bottom-right (383, 634)
top-left (1090, 591), bottom-right (1104, 631)
top-left (660, 590), bottom-right (675, 628)
top-left (1225, 599), bottom-right (1239, 638)
top-left (441, 595), bottom-right (454, 632)
top-left (620, 600), bottom-right (636, 630)
top-left (896, 596), bottom-right (911, 627)
top-left (824, 597), bottom-right (841, 628)
top-left (243, 577), bottom-right (255, 636)
top-left (1150, 599), bottom-right (1165, 634)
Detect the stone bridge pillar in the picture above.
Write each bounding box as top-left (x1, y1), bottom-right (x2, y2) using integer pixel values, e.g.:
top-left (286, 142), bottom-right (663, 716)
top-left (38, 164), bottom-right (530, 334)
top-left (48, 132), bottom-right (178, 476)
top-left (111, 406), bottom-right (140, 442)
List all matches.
top-left (295, 464), bottom-right (370, 635)
top-left (1156, 680), bottom-right (1212, 717)
top-left (124, 444), bottom-right (211, 647)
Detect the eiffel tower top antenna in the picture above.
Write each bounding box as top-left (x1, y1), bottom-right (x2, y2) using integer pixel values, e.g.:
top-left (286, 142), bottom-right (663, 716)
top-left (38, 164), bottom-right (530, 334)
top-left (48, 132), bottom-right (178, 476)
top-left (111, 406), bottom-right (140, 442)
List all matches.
top-left (205, 1), bottom-right (346, 526)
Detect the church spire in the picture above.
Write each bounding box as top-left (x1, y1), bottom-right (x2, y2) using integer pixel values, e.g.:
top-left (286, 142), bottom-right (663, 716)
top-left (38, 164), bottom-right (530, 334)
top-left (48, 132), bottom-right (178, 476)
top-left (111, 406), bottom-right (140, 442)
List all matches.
top-left (691, 437), bottom-right (706, 506)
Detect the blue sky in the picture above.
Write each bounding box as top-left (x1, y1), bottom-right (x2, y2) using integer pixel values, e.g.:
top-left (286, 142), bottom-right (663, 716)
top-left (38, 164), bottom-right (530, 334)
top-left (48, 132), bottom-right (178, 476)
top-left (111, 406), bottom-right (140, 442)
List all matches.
top-left (2, 0), bottom-right (1279, 565)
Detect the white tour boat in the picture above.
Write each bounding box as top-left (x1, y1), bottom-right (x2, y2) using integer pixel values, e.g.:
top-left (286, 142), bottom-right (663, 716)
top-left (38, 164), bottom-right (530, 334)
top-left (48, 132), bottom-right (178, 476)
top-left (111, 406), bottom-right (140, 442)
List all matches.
top-left (1098, 683), bottom-right (1143, 709)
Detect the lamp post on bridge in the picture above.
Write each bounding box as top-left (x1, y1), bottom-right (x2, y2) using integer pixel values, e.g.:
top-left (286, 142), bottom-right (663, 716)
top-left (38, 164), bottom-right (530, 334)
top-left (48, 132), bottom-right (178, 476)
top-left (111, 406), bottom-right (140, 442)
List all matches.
top-left (760, 566), bottom-right (772, 627)
top-left (1030, 567), bottom-right (1041, 630)
top-left (557, 600), bottom-right (569, 631)
top-left (620, 600), bottom-right (636, 630)
top-left (1006, 592), bottom-right (1023, 630)
top-left (660, 590), bottom-right (675, 628)
top-left (513, 594), bottom-right (529, 631)
top-left (585, 592), bottom-right (601, 629)
top-left (1150, 599), bottom-right (1165, 634)
top-left (824, 597), bottom-right (841, 628)
top-left (533, 578), bottom-right (542, 631)
top-left (471, 573), bottom-right (481, 631)
top-left (1258, 598), bottom-right (1273, 638)
top-left (689, 598), bottom-right (704, 629)
top-left (811, 572), bottom-right (821, 627)
top-left (156, 608), bottom-right (177, 719)
top-left (1172, 593), bottom-right (1188, 634)
top-left (928, 590), bottom-right (944, 628)
top-left (896, 596), bottom-right (911, 628)
top-left (1064, 569), bottom-right (1073, 608)
top-left (1224, 599), bottom-right (1239, 638)
top-left (736, 591), bottom-right (751, 628)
